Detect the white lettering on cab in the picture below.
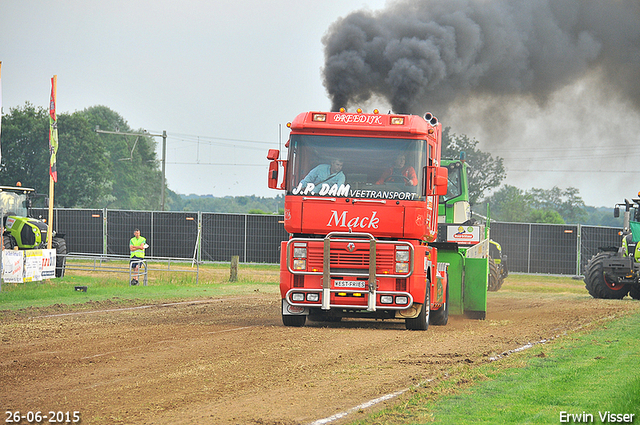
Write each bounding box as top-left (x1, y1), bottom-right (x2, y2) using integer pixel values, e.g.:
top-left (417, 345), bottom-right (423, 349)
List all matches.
top-left (327, 210), bottom-right (380, 229)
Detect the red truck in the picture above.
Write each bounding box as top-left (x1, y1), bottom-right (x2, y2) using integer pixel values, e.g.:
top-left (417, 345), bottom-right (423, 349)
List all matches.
top-left (267, 109), bottom-right (486, 330)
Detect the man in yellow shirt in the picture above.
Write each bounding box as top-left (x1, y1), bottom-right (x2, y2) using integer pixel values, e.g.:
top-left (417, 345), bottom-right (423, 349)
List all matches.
top-left (129, 228), bottom-right (146, 285)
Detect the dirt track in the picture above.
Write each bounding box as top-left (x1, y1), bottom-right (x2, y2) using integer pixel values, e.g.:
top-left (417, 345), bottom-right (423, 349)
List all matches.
top-left (1, 281), bottom-right (639, 425)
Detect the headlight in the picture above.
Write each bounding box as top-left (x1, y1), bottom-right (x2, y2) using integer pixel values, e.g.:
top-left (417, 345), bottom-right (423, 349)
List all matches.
top-left (306, 293), bottom-right (319, 302)
top-left (292, 293), bottom-right (305, 302)
top-left (395, 262), bottom-right (409, 273)
top-left (396, 250), bottom-right (410, 262)
top-left (293, 259), bottom-right (306, 270)
top-left (395, 296), bottom-right (409, 305)
top-left (293, 247), bottom-right (307, 258)
top-left (380, 295), bottom-right (393, 304)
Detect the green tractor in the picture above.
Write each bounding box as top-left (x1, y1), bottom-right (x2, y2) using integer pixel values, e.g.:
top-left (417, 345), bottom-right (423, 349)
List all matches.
top-left (438, 158), bottom-right (508, 292)
top-left (1, 185), bottom-right (67, 277)
top-left (584, 196), bottom-right (640, 300)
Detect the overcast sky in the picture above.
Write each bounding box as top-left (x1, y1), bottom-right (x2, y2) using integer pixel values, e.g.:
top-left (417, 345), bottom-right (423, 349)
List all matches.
top-left (1, 0), bottom-right (639, 209)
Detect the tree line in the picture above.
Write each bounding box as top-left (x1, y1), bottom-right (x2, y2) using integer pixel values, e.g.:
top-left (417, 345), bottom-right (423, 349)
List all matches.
top-left (0, 103), bottom-right (619, 225)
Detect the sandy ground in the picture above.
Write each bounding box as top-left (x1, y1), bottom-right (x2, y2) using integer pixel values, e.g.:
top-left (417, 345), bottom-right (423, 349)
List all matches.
top-left (1, 281), bottom-right (638, 425)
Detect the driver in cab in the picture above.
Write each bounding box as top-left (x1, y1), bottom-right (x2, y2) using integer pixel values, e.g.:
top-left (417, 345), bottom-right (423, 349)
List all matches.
top-left (376, 154), bottom-right (417, 186)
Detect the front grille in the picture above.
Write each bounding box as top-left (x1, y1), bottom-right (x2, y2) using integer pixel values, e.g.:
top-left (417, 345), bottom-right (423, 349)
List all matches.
top-left (307, 246), bottom-right (395, 272)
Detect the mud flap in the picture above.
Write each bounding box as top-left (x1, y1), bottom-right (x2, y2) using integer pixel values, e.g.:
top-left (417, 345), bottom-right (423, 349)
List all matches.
top-left (463, 257), bottom-right (488, 320)
top-left (435, 250), bottom-right (465, 316)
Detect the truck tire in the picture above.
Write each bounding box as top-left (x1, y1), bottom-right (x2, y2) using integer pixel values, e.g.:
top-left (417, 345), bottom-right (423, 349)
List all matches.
top-left (282, 314), bottom-right (306, 327)
top-left (406, 287), bottom-right (430, 331)
top-left (584, 252), bottom-right (629, 299)
top-left (429, 278), bottom-right (448, 326)
top-left (488, 258), bottom-right (501, 292)
top-left (629, 285), bottom-right (640, 300)
top-left (52, 237), bottom-right (67, 278)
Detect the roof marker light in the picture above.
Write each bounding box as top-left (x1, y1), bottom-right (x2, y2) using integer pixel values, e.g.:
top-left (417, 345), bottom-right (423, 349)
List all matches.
top-left (312, 113), bottom-right (327, 122)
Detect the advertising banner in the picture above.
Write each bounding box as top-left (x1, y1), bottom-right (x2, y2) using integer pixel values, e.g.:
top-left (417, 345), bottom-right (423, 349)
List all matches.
top-left (2, 249), bottom-right (57, 283)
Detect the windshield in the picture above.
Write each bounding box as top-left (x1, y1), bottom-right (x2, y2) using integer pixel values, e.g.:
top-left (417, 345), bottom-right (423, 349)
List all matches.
top-left (0, 192), bottom-right (28, 217)
top-left (287, 134), bottom-right (428, 200)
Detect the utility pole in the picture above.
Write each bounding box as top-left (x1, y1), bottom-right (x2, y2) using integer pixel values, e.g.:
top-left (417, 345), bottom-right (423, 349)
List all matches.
top-left (95, 127), bottom-right (167, 211)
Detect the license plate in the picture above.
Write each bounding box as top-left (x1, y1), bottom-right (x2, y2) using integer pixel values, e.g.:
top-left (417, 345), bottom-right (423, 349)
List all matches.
top-left (334, 280), bottom-right (367, 288)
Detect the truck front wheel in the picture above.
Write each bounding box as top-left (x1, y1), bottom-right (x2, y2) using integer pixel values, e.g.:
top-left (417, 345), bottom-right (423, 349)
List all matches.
top-left (584, 252), bottom-right (629, 299)
top-left (406, 288), bottom-right (430, 331)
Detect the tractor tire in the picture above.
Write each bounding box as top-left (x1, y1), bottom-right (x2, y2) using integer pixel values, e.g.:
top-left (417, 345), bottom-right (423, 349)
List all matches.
top-left (3, 233), bottom-right (16, 250)
top-left (584, 252), bottom-right (629, 299)
top-left (629, 285), bottom-right (640, 300)
top-left (488, 257), bottom-right (501, 292)
top-left (429, 277), bottom-right (449, 326)
top-left (52, 237), bottom-right (67, 278)
top-left (406, 286), bottom-right (430, 331)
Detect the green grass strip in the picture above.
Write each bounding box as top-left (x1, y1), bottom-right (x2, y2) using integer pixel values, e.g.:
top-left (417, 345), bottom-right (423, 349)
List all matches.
top-left (0, 266), bottom-right (279, 314)
top-left (353, 311), bottom-right (640, 425)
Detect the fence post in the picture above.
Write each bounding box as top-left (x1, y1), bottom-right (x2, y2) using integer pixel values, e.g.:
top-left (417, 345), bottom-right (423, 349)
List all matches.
top-left (576, 224), bottom-right (582, 276)
top-left (102, 208), bottom-right (108, 256)
top-left (230, 255), bottom-right (239, 281)
top-left (527, 223), bottom-right (531, 273)
top-left (244, 214), bottom-right (248, 263)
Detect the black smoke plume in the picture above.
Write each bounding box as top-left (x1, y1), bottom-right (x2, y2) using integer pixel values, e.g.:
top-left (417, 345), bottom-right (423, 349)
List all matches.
top-left (322, 0), bottom-right (640, 115)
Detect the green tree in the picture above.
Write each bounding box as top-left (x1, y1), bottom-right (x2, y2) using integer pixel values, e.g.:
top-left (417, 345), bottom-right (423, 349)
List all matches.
top-left (528, 186), bottom-right (587, 224)
top-left (78, 106), bottom-right (163, 209)
top-left (529, 209), bottom-right (565, 224)
top-left (486, 185), bottom-right (532, 222)
top-left (442, 128), bottom-right (505, 205)
top-left (0, 103), bottom-right (112, 207)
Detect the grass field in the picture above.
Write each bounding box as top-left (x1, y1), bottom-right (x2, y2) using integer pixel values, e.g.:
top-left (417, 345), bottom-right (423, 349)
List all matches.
top-left (350, 311), bottom-right (640, 424)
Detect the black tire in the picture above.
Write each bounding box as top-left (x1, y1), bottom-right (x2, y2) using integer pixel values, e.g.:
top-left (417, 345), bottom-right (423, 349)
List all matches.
top-left (629, 285), bottom-right (640, 300)
top-left (406, 285), bottom-right (430, 331)
top-left (584, 252), bottom-right (629, 299)
top-left (282, 314), bottom-right (306, 327)
top-left (430, 277), bottom-right (449, 326)
top-left (52, 237), bottom-right (67, 278)
top-left (488, 258), bottom-right (501, 292)
top-left (2, 233), bottom-right (16, 250)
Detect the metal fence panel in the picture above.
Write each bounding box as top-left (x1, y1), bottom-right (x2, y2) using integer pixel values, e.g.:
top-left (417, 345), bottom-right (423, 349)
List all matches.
top-left (246, 214), bottom-right (288, 263)
top-left (151, 211), bottom-right (199, 259)
top-left (33, 208), bottom-right (104, 254)
top-left (490, 222), bottom-right (531, 273)
top-left (580, 225), bottom-right (622, 274)
top-left (201, 213), bottom-right (246, 262)
top-left (107, 210), bottom-right (153, 256)
top-left (530, 224), bottom-right (578, 275)
top-left (33, 208), bottom-right (626, 273)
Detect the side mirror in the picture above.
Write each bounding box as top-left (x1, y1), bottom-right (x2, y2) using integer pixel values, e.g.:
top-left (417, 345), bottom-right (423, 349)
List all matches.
top-left (614, 206), bottom-right (620, 218)
top-left (267, 149), bottom-right (279, 161)
top-left (268, 160), bottom-right (279, 189)
top-left (434, 166), bottom-right (448, 196)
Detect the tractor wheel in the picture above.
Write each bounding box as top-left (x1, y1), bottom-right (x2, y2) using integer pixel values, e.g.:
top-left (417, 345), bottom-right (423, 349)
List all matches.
top-left (487, 258), bottom-right (501, 292)
top-left (406, 286), bottom-right (430, 331)
top-left (2, 233), bottom-right (16, 250)
top-left (584, 252), bottom-right (629, 299)
top-left (628, 285), bottom-right (640, 300)
top-left (52, 237), bottom-right (67, 278)
top-left (429, 277), bottom-right (449, 326)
